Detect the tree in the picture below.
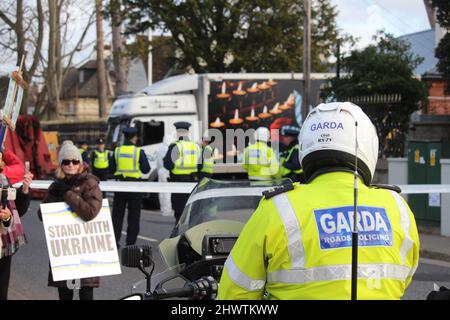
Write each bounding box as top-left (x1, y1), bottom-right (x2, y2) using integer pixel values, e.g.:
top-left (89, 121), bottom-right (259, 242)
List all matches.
top-left (43, 0), bottom-right (96, 120)
top-left (431, 0), bottom-right (450, 91)
top-left (325, 32), bottom-right (428, 157)
top-left (122, 0), bottom-right (339, 73)
top-left (96, 0), bottom-right (108, 118)
top-left (107, 0), bottom-right (128, 96)
top-left (0, 0), bottom-right (44, 111)
top-left (1, 1), bottom-right (97, 119)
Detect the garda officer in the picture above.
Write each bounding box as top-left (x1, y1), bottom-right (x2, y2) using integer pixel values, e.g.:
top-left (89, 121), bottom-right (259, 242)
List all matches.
top-left (78, 140), bottom-right (91, 166)
top-left (279, 125), bottom-right (304, 182)
top-left (91, 137), bottom-right (110, 181)
top-left (110, 127), bottom-right (150, 247)
top-left (163, 122), bottom-right (200, 224)
top-left (218, 102), bottom-right (419, 300)
top-left (242, 127), bottom-right (279, 181)
top-left (199, 136), bottom-right (215, 181)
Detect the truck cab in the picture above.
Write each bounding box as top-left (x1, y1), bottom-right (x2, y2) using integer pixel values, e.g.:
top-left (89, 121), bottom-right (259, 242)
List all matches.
top-left (106, 92), bottom-right (199, 180)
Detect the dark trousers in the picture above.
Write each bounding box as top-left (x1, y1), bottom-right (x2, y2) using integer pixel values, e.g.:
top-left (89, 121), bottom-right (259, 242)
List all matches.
top-left (112, 192), bottom-right (143, 246)
top-left (58, 287), bottom-right (94, 300)
top-left (170, 174), bottom-right (197, 225)
top-left (93, 169), bottom-right (108, 198)
top-left (171, 193), bottom-right (190, 225)
top-left (92, 169), bottom-right (109, 181)
top-left (0, 255), bottom-right (12, 300)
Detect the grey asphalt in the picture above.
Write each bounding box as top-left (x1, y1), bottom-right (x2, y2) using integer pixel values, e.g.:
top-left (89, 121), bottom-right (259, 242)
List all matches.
top-left (6, 200), bottom-right (450, 300)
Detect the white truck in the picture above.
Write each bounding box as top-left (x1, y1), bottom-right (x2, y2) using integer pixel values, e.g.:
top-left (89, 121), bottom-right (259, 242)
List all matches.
top-left (106, 73), bottom-right (332, 180)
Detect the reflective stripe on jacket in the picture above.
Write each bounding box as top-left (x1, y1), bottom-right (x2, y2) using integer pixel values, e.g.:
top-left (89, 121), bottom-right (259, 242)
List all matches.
top-left (114, 145), bottom-right (141, 179)
top-left (172, 140), bottom-right (200, 175)
top-left (93, 150), bottom-right (109, 169)
top-left (218, 171), bottom-right (420, 300)
top-left (242, 141), bottom-right (279, 180)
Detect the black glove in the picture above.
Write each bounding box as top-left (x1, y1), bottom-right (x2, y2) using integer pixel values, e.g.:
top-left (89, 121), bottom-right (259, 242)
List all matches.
top-left (427, 286), bottom-right (450, 300)
top-left (49, 180), bottom-right (71, 198)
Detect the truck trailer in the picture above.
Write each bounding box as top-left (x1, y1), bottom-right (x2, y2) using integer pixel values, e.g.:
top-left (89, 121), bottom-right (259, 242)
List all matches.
top-left (106, 73), bottom-right (332, 179)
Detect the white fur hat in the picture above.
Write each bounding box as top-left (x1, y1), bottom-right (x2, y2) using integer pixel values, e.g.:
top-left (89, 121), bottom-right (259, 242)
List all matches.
top-left (58, 140), bottom-right (83, 165)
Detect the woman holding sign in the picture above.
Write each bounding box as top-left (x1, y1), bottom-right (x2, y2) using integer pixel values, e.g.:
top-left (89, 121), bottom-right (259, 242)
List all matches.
top-left (0, 150), bottom-right (34, 300)
top-left (38, 141), bottom-right (102, 300)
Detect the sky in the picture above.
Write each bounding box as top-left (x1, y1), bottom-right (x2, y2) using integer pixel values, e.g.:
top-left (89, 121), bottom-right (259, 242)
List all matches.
top-left (331, 0), bottom-right (431, 49)
top-left (0, 0), bottom-right (434, 72)
top-left (71, 0), bottom-right (433, 65)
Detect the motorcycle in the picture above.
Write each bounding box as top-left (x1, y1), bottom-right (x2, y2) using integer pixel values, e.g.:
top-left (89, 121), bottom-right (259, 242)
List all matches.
top-left (120, 245), bottom-right (218, 300)
top-left (120, 178), bottom-right (289, 300)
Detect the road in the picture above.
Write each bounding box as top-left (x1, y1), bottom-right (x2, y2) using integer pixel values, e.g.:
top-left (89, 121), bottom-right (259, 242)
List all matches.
top-left (7, 200), bottom-right (450, 300)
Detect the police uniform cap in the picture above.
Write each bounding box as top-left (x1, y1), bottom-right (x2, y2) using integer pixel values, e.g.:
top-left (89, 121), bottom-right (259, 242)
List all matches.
top-left (97, 138), bottom-right (105, 144)
top-left (123, 127), bottom-right (138, 141)
top-left (174, 122), bottom-right (191, 130)
top-left (281, 125), bottom-right (301, 137)
top-left (123, 127), bottom-right (137, 134)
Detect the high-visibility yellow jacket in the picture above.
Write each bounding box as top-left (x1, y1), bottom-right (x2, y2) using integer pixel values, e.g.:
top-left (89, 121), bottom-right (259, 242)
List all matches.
top-left (218, 171), bottom-right (420, 300)
top-left (114, 145), bottom-right (141, 179)
top-left (93, 150), bottom-right (109, 169)
top-left (200, 145), bottom-right (215, 174)
top-left (242, 141), bottom-right (279, 180)
top-left (281, 144), bottom-right (303, 178)
top-left (171, 140), bottom-right (201, 175)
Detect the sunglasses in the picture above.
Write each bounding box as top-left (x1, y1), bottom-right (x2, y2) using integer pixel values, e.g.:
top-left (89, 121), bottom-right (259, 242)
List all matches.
top-left (62, 159), bottom-right (81, 166)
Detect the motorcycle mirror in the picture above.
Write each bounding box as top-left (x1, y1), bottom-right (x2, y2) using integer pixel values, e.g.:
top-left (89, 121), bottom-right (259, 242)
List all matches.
top-left (121, 245), bottom-right (153, 268)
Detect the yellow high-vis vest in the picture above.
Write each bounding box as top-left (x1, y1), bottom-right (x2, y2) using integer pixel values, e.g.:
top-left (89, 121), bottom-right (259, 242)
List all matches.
top-left (114, 145), bottom-right (141, 179)
top-left (243, 141), bottom-right (279, 180)
top-left (171, 140), bottom-right (200, 175)
top-left (281, 144), bottom-right (303, 177)
top-left (93, 150), bottom-right (109, 169)
top-left (201, 145), bottom-right (215, 174)
top-left (218, 171), bottom-right (420, 300)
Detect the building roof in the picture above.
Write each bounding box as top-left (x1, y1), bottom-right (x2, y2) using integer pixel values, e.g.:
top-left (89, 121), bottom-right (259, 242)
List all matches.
top-left (397, 28), bottom-right (438, 75)
top-left (62, 56), bottom-right (151, 100)
top-left (61, 60), bottom-right (113, 99)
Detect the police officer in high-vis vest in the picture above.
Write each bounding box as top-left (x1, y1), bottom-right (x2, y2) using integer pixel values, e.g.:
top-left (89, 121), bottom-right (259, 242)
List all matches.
top-left (91, 137), bottom-right (110, 181)
top-left (110, 127), bottom-right (150, 247)
top-left (279, 125), bottom-right (304, 183)
top-left (163, 122), bottom-right (201, 224)
top-left (199, 136), bottom-right (215, 181)
top-left (78, 140), bottom-right (91, 166)
top-left (242, 127), bottom-right (279, 181)
top-left (218, 102), bottom-right (419, 300)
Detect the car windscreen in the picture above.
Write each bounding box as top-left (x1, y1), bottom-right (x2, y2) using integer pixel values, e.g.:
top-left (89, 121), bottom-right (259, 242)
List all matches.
top-left (177, 194), bottom-right (262, 235)
top-left (171, 178), bottom-right (292, 237)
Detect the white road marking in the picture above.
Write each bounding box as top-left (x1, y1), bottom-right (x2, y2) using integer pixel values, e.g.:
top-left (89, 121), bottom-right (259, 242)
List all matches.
top-left (420, 257), bottom-right (450, 268)
top-left (121, 231), bottom-right (159, 243)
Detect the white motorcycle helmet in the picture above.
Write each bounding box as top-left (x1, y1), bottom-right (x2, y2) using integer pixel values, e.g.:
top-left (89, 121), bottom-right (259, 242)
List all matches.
top-left (299, 102), bottom-right (379, 186)
top-left (254, 127), bottom-right (270, 143)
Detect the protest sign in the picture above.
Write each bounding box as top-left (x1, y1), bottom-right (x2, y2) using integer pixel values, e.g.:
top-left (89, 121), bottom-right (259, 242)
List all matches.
top-left (40, 199), bottom-right (121, 281)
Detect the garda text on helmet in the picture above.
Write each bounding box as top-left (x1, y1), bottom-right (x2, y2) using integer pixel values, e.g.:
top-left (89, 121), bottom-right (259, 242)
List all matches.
top-left (314, 206), bottom-right (393, 250)
top-left (310, 122), bottom-right (344, 131)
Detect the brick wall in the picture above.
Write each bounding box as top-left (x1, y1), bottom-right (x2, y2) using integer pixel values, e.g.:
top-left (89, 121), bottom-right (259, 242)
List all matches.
top-left (426, 79), bottom-right (450, 115)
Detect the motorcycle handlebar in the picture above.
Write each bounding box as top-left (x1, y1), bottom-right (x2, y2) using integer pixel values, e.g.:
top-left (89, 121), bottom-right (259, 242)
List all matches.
top-left (143, 276), bottom-right (218, 300)
top-left (152, 285), bottom-right (195, 299)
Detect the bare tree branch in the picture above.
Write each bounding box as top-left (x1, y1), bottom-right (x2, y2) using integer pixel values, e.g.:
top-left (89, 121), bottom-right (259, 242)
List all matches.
top-left (0, 9), bottom-right (15, 29)
top-left (62, 9), bottom-right (95, 80)
top-left (29, 0), bottom-right (43, 78)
